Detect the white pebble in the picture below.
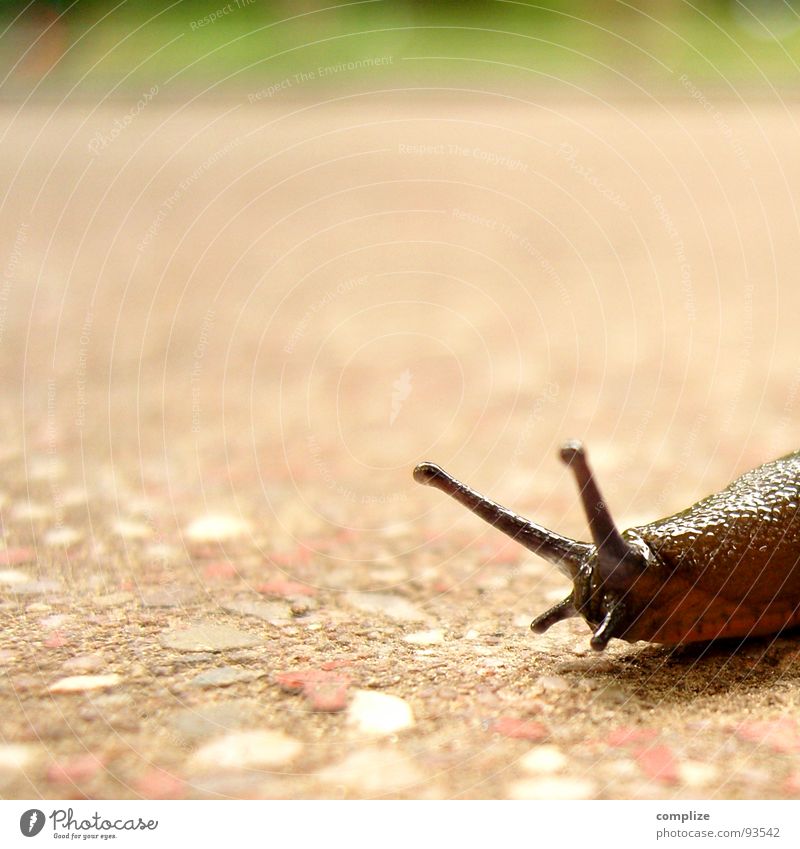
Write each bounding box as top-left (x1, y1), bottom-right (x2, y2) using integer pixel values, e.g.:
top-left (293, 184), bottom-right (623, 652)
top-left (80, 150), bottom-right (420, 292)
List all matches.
top-left (11, 501), bottom-right (52, 521)
top-left (49, 674), bottom-right (122, 693)
top-left (404, 629), bottom-right (444, 646)
top-left (43, 527), bottom-right (83, 547)
top-left (509, 776), bottom-right (596, 800)
top-left (113, 519), bottom-right (152, 539)
top-left (678, 761), bottom-right (720, 788)
top-left (188, 730), bottom-right (302, 771)
top-left (0, 743), bottom-right (39, 771)
top-left (0, 569), bottom-right (29, 585)
top-left (186, 514), bottom-right (251, 542)
top-left (145, 543), bottom-right (179, 562)
top-left (519, 745), bottom-right (568, 775)
top-left (347, 690), bottom-right (415, 736)
top-left (317, 748), bottom-right (422, 794)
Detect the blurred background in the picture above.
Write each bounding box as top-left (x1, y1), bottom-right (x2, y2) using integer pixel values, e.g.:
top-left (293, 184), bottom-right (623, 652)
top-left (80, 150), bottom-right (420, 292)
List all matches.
top-left (1, 0), bottom-right (798, 529)
top-left (3, 1), bottom-right (800, 91)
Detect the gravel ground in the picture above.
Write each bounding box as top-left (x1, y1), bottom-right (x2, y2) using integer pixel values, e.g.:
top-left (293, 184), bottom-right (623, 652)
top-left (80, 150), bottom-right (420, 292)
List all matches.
top-left (2, 92), bottom-right (800, 799)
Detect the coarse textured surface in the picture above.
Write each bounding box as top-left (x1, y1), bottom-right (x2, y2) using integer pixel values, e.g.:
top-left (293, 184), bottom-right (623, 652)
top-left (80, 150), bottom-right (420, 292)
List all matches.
top-left (2, 94), bottom-right (800, 800)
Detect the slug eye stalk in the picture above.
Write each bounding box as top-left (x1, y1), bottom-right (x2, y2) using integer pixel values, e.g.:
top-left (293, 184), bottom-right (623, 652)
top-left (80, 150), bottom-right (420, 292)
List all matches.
top-left (413, 440), bottom-right (636, 581)
top-left (414, 441), bottom-right (643, 650)
top-left (412, 459), bottom-right (593, 579)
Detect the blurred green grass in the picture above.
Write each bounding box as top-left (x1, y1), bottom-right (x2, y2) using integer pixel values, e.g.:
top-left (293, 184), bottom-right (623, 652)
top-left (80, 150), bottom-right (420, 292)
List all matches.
top-left (1, 1), bottom-right (799, 95)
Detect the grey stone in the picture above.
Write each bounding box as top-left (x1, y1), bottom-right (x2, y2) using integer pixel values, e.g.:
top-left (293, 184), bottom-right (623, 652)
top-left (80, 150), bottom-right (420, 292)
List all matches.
top-left (160, 623), bottom-right (262, 652)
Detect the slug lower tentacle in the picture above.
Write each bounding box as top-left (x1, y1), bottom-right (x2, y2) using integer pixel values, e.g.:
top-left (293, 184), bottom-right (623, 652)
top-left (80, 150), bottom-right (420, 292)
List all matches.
top-left (413, 442), bottom-right (800, 650)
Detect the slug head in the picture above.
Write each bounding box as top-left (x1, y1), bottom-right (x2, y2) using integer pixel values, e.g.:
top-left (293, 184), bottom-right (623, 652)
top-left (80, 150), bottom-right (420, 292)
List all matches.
top-left (536, 527), bottom-right (657, 650)
top-left (414, 440), bottom-right (659, 650)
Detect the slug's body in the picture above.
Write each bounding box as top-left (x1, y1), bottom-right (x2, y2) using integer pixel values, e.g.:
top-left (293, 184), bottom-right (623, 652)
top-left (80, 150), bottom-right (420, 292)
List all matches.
top-left (413, 443), bottom-right (800, 650)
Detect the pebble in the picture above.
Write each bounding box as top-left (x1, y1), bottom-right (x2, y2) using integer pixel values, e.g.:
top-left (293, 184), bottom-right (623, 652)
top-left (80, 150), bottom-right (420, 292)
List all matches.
top-left (347, 690), bottom-right (415, 735)
top-left (11, 501), bottom-right (52, 521)
top-left (145, 543), bottom-right (180, 563)
top-left (276, 669), bottom-right (351, 712)
top-left (0, 547), bottom-right (36, 566)
top-left (134, 769), bottom-right (185, 800)
top-left (607, 727), bottom-right (659, 747)
top-left (635, 745), bottom-right (679, 784)
top-left (185, 515), bottom-right (251, 543)
top-left (317, 748), bottom-right (423, 795)
top-left (592, 684), bottom-right (630, 706)
top-left (7, 580), bottom-right (61, 595)
top-left (223, 599), bottom-right (292, 624)
top-left (113, 519), bottom-right (152, 539)
top-left (93, 591), bottom-right (134, 606)
top-left (735, 719), bottom-right (800, 753)
top-left (258, 580), bottom-right (316, 597)
top-left (346, 592), bottom-right (429, 622)
top-left (139, 586), bottom-right (200, 607)
top-left (46, 753), bottom-right (105, 784)
top-left (43, 527), bottom-right (83, 547)
top-left (519, 745), bottom-right (568, 775)
top-left (678, 760), bottom-right (720, 788)
top-left (190, 667), bottom-right (266, 688)
top-left (784, 772), bottom-right (800, 795)
top-left (44, 632), bottom-right (69, 648)
top-left (61, 653), bottom-right (106, 673)
top-left (0, 743), bottom-right (39, 771)
top-left (0, 569), bottom-right (29, 585)
top-left (160, 623), bottom-right (262, 652)
top-left (404, 629), bottom-right (444, 645)
top-left (49, 674), bottom-right (122, 693)
top-left (492, 717), bottom-right (548, 741)
top-left (203, 560), bottom-right (239, 580)
top-left (166, 699), bottom-right (267, 744)
top-left (508, 776), bottom-right (596, 800)
top-left (536, 675), bottom-right (570, 693)
top-left (40, 614), bottom-right (71, 630)
top-left (188, 730), bottom-right (302, 771)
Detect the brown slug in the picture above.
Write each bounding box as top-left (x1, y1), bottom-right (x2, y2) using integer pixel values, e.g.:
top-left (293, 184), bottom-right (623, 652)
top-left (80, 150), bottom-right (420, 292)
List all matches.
top-left (413, 441), bottom-right (800, 650)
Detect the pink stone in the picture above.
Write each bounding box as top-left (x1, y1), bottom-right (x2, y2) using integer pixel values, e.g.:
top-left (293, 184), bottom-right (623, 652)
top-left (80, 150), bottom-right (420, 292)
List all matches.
top-left (44, 632), bottom-right (69, 648)
top-left (635, 745), bottom-right (679, 783)
top-left (202, 560), bottom-right (239, 580)
top-left (0, 547), bottom-right (36, 566)
top-left (275, 669), bottom-right (324, 692)
top-left (607, 727), bottom-right (659, 747)
top-left (135, 769), bottom-right (185, 799)
top-left (784, 772), bottom-right (800, 796)
top-left (736, 719), bottom-right (800, 753)
top-left (47, 753), bottom-right (105, 784)
top-left (306, 680), bottom-right (350, 712)
top-left (275, 668), bottom-right (351, 712)
top-left (257, 579), bottom-right (316, 597)
top-left (492, 717), bottom-right (548, 741)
